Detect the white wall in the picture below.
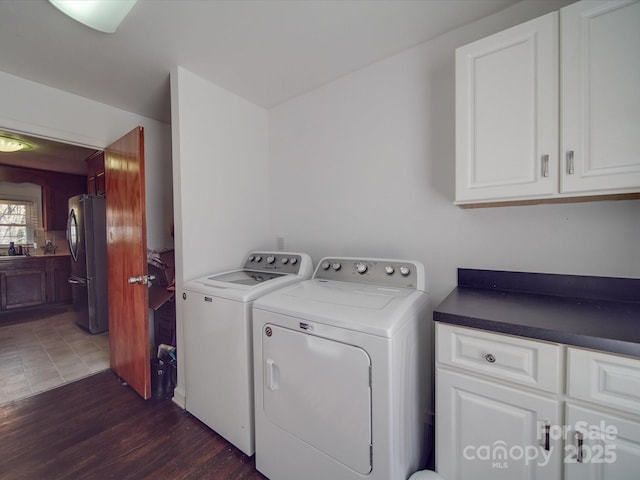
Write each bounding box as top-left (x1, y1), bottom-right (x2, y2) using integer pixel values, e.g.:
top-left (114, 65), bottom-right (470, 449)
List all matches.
top-left (171, 66), bottom-right (270, 282)
top-left (170, 66), bottom-right (270, 407)
top-left (0, 70), bottom-right (173, 250)
top-left (268, 0), bottom-right (640, 307)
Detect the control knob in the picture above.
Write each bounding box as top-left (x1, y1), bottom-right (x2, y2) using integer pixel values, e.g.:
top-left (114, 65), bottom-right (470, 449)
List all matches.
top-left (332, 262), bottom-right (342, 271)
top-left (266, 256), bottom-right (275, 264)
top-left (255, 255), bottom-right (262, 262)
top-left (321, 261), bottom-right (331, 270)
top-left (385, 265), bottom-right (395, 275)
top-left (290, 257), bottom-right (297, 264)
top-left (355, 262), bottom-right (368, 274)
top-left (281, 257), bottom-right (289, 264)
top-left (399, 266), bottom-right (410, 276)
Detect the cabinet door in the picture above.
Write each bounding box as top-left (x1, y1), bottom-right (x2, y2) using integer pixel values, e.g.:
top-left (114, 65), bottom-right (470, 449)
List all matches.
top-left (95, 171), bottom-right (105, 196)
top-left (455, 12), bottom-right (558, 203)
top-left (436, 368), bottom-right (561, 480)
top-left (86, 151), bottom-right (105, 196)
top-left (565, 403), bottom-right (640, 480)
top-left (560, 0), bottom-right (640, 194)
top-left (53, 258), bottom-right (72, 303)
top-left (2, 269), bottom-right (47, 309)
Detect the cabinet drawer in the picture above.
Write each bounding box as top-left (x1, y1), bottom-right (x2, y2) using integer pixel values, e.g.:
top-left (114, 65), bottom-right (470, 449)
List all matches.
top-left (436, 323), bottom-right (561, 393)
top-left (567, 347), bottom-right (640, 416)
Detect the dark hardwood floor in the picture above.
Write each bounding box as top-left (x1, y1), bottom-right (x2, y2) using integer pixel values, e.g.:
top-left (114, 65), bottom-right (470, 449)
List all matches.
top-left (0, 371), bottom-right (267, 480)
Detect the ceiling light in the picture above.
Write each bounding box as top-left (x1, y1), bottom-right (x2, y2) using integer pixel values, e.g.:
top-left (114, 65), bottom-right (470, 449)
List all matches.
top-left (0, 135), bottom-right (34, 153)
top-left (48, 0), bottom-right (138, 33)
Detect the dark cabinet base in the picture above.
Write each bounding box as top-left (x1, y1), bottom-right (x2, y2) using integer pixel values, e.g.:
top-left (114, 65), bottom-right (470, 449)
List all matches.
top-left (0, 255), bottom-right (72, 313)
top-left (2, 269), bottom-right (46, 310)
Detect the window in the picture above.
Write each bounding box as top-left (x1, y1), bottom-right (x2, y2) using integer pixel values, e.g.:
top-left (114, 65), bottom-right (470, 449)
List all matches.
top-left (0, 200), bottom-right (37, 245)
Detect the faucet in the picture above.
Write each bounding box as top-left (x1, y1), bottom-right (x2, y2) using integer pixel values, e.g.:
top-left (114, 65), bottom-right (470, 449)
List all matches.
top-left (44, 240), bottom-right (57, 254)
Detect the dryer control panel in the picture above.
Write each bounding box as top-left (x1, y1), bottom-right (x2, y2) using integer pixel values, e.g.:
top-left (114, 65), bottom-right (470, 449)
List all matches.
top-left (314, 257), bottom-right (425, 291)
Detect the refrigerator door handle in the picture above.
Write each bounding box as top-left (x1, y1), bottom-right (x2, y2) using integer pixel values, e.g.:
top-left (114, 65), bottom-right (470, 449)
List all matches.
top-left (68, 276), bottom-right (88, 286)
top-left (68, 208), bottom-right (80, 262)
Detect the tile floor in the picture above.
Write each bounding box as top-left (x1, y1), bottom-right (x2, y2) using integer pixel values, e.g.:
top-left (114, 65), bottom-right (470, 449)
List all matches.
top-left (0, 307), bottom-right (109, 406)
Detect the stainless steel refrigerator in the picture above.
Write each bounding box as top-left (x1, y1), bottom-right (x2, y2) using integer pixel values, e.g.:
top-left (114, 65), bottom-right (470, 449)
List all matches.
top-left (67, 194), bottom-right (108, 334)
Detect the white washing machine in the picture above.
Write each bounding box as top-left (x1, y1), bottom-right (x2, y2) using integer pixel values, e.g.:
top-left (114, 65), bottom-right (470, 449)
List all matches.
top-left (182, 251), bottom-right (312, 456)
top-left (252, 257), bottom-right (431, 480)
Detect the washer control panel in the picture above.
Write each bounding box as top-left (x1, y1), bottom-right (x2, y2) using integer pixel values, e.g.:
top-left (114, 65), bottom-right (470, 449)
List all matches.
top-left (314, 257), bottom-right (422, 289)
top-left (243, 252), bottom-right (303, 274)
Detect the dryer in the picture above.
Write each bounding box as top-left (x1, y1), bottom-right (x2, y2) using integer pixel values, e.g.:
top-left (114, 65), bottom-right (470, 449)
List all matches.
top-left (182, 251), bottom-right (312, 456)
top-left (252, 257), bottom-right (431, 480)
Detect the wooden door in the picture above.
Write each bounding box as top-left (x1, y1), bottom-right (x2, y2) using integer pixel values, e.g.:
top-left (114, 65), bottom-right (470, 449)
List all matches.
top-left (105, 126), bottom-right (150, 399)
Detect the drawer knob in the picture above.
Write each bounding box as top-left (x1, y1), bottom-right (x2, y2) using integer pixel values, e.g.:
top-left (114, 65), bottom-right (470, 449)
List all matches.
top-left (484, 353), bottom-right (496, 363)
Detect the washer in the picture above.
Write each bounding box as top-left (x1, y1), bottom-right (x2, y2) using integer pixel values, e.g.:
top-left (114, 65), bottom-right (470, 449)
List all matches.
top-left (253, 257), bottom-right (431, 480)
top-left (182, 251), bottom-right (312, 456)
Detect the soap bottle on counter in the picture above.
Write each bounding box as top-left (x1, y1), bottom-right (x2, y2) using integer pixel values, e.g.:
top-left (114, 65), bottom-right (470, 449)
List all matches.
top-left (8, 242), bottom-right (16, 256)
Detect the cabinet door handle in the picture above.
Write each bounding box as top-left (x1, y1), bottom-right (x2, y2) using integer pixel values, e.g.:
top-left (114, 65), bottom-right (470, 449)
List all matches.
top-left (542, 154), bottom-right (549, 177)
top-left (566, 150), bottom-right (575, 175)
top-left (575, 431), bottom-right (584, 463)
top-left (543, 421), bottom-right (550, 451)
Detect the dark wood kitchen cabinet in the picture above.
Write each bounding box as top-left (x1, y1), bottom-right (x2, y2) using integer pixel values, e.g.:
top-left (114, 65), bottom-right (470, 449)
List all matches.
top-left (0, 255), bottom-right (72, 311)
top-left (47, 256), bottom-right (72, 303)
top-left (42, 177), bottom-right (86, 231)
top-left (86, 151), bottom-right (106, 196)
top-left (1, 268), bottom-right (47, 310)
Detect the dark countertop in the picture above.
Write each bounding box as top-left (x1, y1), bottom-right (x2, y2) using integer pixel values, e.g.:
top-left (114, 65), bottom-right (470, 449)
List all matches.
top-left (433, 269), bottom-right (640, 358)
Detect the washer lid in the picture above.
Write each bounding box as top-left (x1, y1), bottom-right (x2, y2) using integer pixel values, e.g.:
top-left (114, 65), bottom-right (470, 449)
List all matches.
top-left (206, 269), bottom-right (285, 286)
top-left (183, 251), bottom-right (313, 302)
top-left (253, 279), bottom-right (428, 337)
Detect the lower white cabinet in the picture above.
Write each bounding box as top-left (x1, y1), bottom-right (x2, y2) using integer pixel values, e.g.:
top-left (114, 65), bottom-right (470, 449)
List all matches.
top-left (565, 404), bottom-right (640, 480)
top-left (436, 369), bottom-right (561, 479)
top-left (565, 347), bottom-right (640, 479)
top-left (436, 323), bottom-right (640, 480)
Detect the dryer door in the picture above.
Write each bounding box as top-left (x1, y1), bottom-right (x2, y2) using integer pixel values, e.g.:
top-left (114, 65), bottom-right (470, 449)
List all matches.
top-left (262, 324), bottom-right (372, 474)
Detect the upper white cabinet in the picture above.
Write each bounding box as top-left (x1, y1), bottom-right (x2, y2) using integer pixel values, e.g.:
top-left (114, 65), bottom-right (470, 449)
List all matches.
top-left (455, 12), bottom-right (558, 203)
top-left (561, 0), bottom-right (640, 194)
top-left (455, 0), bottom-right (640, 205)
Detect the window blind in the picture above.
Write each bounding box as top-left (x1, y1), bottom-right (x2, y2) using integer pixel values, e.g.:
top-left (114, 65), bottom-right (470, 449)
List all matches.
top-left (0, 199), bottom-right (38, 244)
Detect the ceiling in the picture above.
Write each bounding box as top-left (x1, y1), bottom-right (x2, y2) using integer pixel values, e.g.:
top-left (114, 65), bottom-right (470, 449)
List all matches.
top-left (0, 0), bottom-right (519, 174)
top-left (0, 130), bottom-right (98, 175)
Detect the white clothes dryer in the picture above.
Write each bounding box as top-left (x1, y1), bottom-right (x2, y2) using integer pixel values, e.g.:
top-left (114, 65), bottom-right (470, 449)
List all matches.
top-left (252, 257), bottom-right (431, 480)
top-left (182, 251), bottom-right (312, 456)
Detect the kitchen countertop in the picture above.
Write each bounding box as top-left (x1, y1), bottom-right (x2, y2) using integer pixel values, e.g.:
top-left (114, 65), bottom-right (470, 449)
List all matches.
top-left (0, 252), bottom-right (70, 260)
top-left (433, 269), bottom-right (640, 358)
